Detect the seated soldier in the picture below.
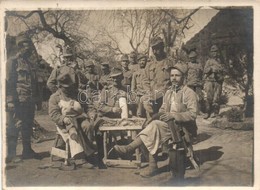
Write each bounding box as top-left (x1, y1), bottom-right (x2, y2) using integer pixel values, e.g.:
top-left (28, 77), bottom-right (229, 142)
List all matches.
top-left (98, 68), bottom-right (128, 119)
top-left (48, 69), bottom-right (96, 169)
top-left (114, 63), bottom-right (198, 180)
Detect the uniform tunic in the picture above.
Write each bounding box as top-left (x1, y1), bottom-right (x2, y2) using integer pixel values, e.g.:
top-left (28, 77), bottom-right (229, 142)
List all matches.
top-left (98, 85), bottom-right (128, 118)
top-left (6, 55), bottom-right (40, 157)
top-left (203, 58), bottom-right (225, 105)
top-left (47, 63), bottom-right (88, 93)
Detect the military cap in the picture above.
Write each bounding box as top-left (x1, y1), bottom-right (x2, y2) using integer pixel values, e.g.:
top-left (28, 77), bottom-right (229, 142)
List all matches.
top-left (63, 45), bottom-right (73, 57)
top-left (189, 51), bottom-right (198, 58)
top-left (129, 51), bottom-right (137, 58)
top-left (121, 54), bottom-right (129, 61)
top-left (16, 34), bottom-right (32, 46)
top-left (101, 61), bottom-right (109, 66)
top-left (110, 68), bottom-right (123, 78)
top-left (170, 63), bottom-right (188, 75)
top-left (150, 36), bottom-right (164, 47)
top-left (57, 68), bottom-right (76, 87)
top-left (84, 60), bottom-right (94, 67)
top-left (137, 53), bottom-right (147, 61)
top-left (210, 45), bottom-right (219, 52)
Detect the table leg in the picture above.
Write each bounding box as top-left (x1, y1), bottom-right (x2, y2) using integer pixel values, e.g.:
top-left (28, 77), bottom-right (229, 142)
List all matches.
top-left (103, 131), bottom-right (107, 161)
top-left (132, 131), bottom-right (141, 168)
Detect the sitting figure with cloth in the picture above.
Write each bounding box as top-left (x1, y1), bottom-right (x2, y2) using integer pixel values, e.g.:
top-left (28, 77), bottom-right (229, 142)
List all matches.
top-left (48, 68), bottom-right (98, 169)
top-left (114, 63), bottom-right (199, 181)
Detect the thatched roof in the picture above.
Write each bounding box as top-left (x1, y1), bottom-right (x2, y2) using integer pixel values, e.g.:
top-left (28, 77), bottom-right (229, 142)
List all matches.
top-left (184, 7), bottom-right (253, 57)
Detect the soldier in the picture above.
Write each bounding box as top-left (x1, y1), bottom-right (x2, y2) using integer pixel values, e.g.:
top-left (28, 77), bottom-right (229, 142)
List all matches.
top-left (48, 69), bottom-right (96, 169)
top-left (98, 68), bottom-right (128, 119)
top-left (203, 45), bottom-right (225, 119)
top-left (6, 34), bottom-right (41, 163)
top-left (128, 51), bottom-right (139, 73)
top-left (131, 53), bottom-right (150, 117)
top-left (99, 61), bottom-right (113, 90)
top-left (83, 60), bottom-right (99, 91)
top-left (120, 54), bottom-right (133, 91)
top-left (143, 36), bottom-right (173, 119)
top-left (47, 45), bottom-right (88, 93)
top-left (114, 63), bottom-right (198, 180)
top-left (186, 50), bottom-right (204, 113)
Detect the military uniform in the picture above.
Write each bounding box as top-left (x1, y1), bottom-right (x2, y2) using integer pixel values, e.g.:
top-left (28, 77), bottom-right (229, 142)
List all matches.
top-left (128, 64), bottom-right (139, 73)
top-left (6, 35), bottom-right (40, 161)
top-left (99, 61), bottom-right (113, 90)
top-left (186, 51), bottom-right (204, 112)
top-left (114, 63), bottom-right (198, 179)
top-left (142, 37), bottom-right (173, 118)
top-left (131, 54), bottom-right (150, 117)
top-left (98, 69), bottom-right (128, 119)
top-left (47, 46), bottom-right (88, 93)
top-left (203, 45), bottom-right (225, 118)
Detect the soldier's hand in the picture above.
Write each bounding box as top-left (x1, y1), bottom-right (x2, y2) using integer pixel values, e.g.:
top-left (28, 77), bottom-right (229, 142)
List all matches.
top-left (63, 117), bottom-right (72, 125)
top-left (6, 103), bottom-right (15, 112)
top-left (160, 113), bottom-right (174, 122)
top-left (112, 107), bottom-right (121, 113)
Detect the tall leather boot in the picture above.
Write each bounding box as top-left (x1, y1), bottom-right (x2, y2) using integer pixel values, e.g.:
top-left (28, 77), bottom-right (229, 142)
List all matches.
top-left (168, 149), bottom-right (185, 181)
top-left (21, 125), bottom-right (41, 160)
top-left (6, 136), bottom-right (22, 163)
top-left (114, 136), bottom-right (143, 156)
top-left (211, 103), bottom-right (219, 118)
top-left (203, 101), bottom-right (211, 119)
top-left (95, 133), bottom-right (107, 169)
top-left (140, 153), bottom-right (158, 178)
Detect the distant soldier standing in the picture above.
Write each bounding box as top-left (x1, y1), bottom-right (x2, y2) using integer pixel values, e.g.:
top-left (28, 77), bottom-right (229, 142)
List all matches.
top-left (186, 50), bottom-right (204, 113)
top-left (99, 61), bottom-right (113, 90)
top-left (128, 51), bottom-right (139, 73)
top-left (83, 60), bottom-right (99, 91)
top-left (6, 34), bottom-right (41, 162)
top-left (203, 45), bottom-right (225, 119)
top-left (120, 54), bottom-right (133, 91)
top-left (131, 53), bottom-right (150, 117)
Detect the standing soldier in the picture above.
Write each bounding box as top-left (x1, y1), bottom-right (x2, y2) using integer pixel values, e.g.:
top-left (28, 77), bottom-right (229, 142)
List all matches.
top-left (203, 45), bottom-right (225, 119)
top-left (6, 34), bottom-right (41, 162)
top-left (186, 50), bottom-right (204, 113)
top-left (99, 61), bottom-right (113, 90)
top-left (131, 53), bottom-right (150, 117)
top-left (83, 60), bottom-right (99, 92)
top-left (144, 36), bottom-right (174, 119)
top-left (47, 45), bottom-right (88, 93)
top-left (120, 54), bottom-right (133, 91)
top-left (128, 51), bottom-right (139, 73)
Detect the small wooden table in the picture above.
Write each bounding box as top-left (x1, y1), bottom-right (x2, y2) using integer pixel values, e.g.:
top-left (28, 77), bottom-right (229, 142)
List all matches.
top-left (99, 118), bottom-right (145, 168)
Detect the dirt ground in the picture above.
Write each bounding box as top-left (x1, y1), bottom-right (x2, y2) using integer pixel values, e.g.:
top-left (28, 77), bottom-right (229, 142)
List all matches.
top-left (4, 113), bottom-right (253, 187)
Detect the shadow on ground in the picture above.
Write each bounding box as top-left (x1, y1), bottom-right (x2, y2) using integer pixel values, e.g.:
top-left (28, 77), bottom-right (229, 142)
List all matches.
top-left (195, 146), bottom-right (224, 165)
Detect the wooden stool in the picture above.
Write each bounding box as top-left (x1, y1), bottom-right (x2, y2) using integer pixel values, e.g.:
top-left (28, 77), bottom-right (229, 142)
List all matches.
top-left (50, 133), bottom-right (70, 165)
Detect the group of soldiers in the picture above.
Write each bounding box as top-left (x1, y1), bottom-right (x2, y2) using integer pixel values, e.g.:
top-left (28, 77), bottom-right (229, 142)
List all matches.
top-left (6, 33), bottom-right (225, 181)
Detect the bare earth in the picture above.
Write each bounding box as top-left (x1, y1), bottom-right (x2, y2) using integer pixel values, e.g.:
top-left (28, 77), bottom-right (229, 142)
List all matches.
top-left (4, 114), bottom-right (253, 187)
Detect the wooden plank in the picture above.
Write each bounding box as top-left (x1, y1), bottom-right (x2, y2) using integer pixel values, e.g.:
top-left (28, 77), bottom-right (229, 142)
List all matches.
top-left (99, 125), bottom-right (142, 131)
top-left (103, 159), bottom-right (141, 168)
top-left (51, 147), bottom-right (68, 159)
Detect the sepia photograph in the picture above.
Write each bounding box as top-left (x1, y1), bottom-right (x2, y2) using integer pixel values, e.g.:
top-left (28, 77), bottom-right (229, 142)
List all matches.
top-left (1, 1), bottom-right (257, 188)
